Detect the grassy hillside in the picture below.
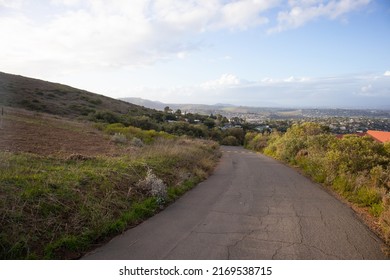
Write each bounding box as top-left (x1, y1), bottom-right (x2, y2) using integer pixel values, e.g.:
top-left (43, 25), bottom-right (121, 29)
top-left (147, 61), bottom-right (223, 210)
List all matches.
top-left (1, 134), bottom-right (220, 259)
top-left (0, 72), bottom-right (221, 259)
top-left (0, 71), bottom-right (154, 118)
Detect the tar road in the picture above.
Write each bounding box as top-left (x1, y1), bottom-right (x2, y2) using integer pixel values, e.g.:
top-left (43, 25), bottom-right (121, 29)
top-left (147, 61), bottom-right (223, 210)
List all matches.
top-left (83, 146), bottom-right (387, 259)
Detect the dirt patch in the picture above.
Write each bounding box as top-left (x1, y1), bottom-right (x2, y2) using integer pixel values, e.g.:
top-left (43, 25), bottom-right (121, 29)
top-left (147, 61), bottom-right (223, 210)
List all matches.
top-left (0, 107), bottom-right (129, 157)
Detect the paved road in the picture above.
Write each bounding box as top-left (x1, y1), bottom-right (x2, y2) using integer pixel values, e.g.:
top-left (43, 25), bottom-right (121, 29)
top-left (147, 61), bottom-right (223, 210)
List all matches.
top-left (83, 146), bottom-right (387, 259)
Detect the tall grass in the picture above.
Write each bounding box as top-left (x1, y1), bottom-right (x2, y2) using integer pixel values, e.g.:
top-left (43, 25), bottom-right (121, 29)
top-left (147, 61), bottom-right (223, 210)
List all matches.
top-left (0, 137), bottom-right (220, 259)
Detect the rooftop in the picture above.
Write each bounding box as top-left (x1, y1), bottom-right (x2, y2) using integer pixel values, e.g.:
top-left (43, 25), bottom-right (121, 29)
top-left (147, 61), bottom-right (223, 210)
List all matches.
top-left (366, 130), bottom-right (390, 143)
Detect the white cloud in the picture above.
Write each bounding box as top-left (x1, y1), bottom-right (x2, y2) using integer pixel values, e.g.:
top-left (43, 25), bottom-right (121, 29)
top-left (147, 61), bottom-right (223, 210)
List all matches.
top-left (360, 83), bottom-right (372, 93)
top-left (212, 0), bottom-right (273, 30)
top-left (177, 52), bottom-right (188, 59)
top-left (200, 74), bottom-right (241, 89)
top-left (0, 0), bottom-right (375, 79)
top-left (0, 0), bottom-right (23, 9)
top-left (269, 0), bottom-right (371, 33)
top-left (284, 76), bottom-right (296, 82)
top-left (0, 0), bottom-right (278, 77)
top-left (50, 0), bottom-right (81, 6)
top-left (384, 71), bottom-right (390, 76)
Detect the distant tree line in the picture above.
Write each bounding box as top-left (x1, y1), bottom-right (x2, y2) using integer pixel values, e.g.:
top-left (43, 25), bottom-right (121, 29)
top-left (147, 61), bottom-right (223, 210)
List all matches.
top-left (88, 107), bottom-right (249, 146)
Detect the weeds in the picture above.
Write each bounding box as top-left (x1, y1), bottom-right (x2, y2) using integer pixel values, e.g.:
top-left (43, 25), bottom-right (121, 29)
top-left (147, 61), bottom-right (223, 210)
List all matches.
top-left (0, 138), bottom-right (220, 259)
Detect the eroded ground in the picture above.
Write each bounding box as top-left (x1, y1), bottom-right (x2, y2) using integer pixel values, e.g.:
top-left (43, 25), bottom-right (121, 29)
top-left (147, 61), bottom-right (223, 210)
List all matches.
top-left (0, 107), bottom-right (125, 156)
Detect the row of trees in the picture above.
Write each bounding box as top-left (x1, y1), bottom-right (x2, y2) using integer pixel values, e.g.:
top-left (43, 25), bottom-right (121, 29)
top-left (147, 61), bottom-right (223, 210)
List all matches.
top-left (245, 123), bottom-right (390, 242)
top-left (89, 108), bottom-right (246, 145)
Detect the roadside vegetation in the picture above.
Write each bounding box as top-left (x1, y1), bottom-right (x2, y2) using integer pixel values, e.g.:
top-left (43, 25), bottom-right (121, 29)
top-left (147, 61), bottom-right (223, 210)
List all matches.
top-left (0, 136), bottom-right (220, 259)
top-left (245, 123), bottom-right (390, 246)
top-left (0, 71), bottom-right (241, 259)
top-left (0, 70), bottom-right (224, 259)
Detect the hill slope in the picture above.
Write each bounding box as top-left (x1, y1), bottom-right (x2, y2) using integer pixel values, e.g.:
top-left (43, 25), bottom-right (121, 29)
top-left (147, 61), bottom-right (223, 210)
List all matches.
top-left (0, 71), bottom-right (222, 260)
top-left (0, 71), bottom-right (154, 118)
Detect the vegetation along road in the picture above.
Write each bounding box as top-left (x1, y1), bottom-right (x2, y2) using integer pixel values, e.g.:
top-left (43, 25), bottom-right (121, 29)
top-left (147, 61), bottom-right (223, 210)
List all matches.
top-left (83, 146), bottom-right (387, 259)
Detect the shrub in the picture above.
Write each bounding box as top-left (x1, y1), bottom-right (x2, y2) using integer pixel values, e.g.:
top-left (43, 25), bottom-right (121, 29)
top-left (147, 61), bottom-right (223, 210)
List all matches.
top-left (131, 137), bottom-right (144, 147)
top-left (354, 187), bottom-right (382, 207)
top-left (224, 127), bottom-right (245, 145)
top-left (221, 135), bottom-right (239, 146)
top-left (245, 132), bottom-right (269, 152)
top-left (90, 111), bottom-right (120, 123)
top-left (111, 133), bottom-right (127, 144)
top-left (136, 169), bottom-right (167, 205)
top-left (104, 123), bottom-right (172, 144)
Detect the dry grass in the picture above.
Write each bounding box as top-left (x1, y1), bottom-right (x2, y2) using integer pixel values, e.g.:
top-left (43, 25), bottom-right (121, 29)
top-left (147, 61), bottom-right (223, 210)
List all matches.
top-left (381, 195), bottom-right (390, 243)
top-left (0, 136), bottom-right (220, 259)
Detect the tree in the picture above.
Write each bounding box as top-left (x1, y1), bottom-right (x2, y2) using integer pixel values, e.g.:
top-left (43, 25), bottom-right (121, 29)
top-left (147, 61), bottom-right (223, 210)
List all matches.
top-left (224, 127), bottom-right (245, 145)
top-left (164, 106), bottom-right (171, 114)
top-left (221, 136), bottom-right (239, 146)
top-left (203, 118), bottom-right (216, 129)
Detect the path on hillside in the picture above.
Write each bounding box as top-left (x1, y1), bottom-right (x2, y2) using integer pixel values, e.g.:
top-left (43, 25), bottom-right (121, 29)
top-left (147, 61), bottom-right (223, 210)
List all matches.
top-left (83, 146), bottom-right (387, 259)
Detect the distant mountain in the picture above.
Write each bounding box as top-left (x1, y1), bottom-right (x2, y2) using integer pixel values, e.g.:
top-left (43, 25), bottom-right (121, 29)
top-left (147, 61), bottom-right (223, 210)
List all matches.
top-left (120, 97), bottom-right (297, 115)
top-left (121, 97), bottom-right (390, 119)
top-left (0, 72), bottom-right (155, 118)
top-left (213, 103), bottom-right (235, 107)
top-left (121, 97), bottom-right (215, 113)
top-left (121, 97), bottom-right (166, 111)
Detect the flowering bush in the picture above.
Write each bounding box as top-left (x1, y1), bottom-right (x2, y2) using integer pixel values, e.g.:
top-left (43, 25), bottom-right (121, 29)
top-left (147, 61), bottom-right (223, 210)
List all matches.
top-left (136, 169), bottom-right (167, 204)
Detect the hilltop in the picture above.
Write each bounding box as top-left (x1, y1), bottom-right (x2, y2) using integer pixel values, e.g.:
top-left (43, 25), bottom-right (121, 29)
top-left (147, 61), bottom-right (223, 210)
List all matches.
top-left (0, 71), bottom-right (155, 118)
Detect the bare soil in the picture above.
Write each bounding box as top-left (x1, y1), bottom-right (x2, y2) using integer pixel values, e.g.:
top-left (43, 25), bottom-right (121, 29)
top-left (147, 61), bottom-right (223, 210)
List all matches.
top-left (0, 107), bottom-right (126, 157)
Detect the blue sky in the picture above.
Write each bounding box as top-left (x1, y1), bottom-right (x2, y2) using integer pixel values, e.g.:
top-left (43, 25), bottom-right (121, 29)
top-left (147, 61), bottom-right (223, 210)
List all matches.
top-left (1, 0), bottom-right (390, 108)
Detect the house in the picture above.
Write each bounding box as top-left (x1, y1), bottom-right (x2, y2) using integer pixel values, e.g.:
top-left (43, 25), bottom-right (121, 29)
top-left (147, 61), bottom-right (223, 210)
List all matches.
top-left (366, 130), bottom-right (390, 143)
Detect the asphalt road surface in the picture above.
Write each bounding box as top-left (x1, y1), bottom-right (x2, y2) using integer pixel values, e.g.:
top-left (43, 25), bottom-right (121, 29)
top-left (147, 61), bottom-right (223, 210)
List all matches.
top-left (83, 146), bottom-right (387, 260)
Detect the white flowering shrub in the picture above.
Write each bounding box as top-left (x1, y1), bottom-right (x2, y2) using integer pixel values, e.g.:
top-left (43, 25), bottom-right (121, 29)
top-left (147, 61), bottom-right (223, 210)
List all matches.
top-left (111, 133), bottom-right (127, 144)
top-left (136, 169), bottom-right (167, 204)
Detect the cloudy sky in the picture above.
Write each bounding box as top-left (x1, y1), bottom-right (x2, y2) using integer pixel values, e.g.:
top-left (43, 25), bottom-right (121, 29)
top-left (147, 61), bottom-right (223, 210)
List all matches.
top-left (1, 0), bottom-right (390, 108)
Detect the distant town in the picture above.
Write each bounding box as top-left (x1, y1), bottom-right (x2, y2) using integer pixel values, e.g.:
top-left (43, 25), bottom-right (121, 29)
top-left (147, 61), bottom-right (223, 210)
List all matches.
top-left (217, 109), bottom-right (390, 134)
top-left (123, 97), bottom-right (390, 134)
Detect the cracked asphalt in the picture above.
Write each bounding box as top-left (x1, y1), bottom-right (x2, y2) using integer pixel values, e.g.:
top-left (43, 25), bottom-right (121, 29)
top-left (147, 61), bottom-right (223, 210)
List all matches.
top-left (83, 146), bottom-right (387, 260)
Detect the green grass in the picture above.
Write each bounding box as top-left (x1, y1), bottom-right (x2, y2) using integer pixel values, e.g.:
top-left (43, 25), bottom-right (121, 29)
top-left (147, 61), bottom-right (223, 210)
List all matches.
top-left (0, 138), bottom-right (221, 259)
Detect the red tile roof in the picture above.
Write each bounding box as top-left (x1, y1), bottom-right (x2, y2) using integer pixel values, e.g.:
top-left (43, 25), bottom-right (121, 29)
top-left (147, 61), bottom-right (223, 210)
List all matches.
top-left (366, 130), bottom-right (390, 143)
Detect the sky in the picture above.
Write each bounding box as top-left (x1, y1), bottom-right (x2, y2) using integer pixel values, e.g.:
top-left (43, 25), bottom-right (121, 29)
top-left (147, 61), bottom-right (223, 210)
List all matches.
top-left (1, 0), bottom-right (390, 109)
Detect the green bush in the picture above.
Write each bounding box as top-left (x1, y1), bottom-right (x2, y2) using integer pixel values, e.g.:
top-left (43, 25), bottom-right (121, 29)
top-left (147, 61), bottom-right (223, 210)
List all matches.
top-left (221, 136), bottom-right (239, 146)
top-left (104, 123), bottom-right (172, 144)
top-left (257, 122), bottom-right (390, 240)
top-left (245, 132), bottom-right (269, 152)
top-left (354, 187), bottom-right (382, 207)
